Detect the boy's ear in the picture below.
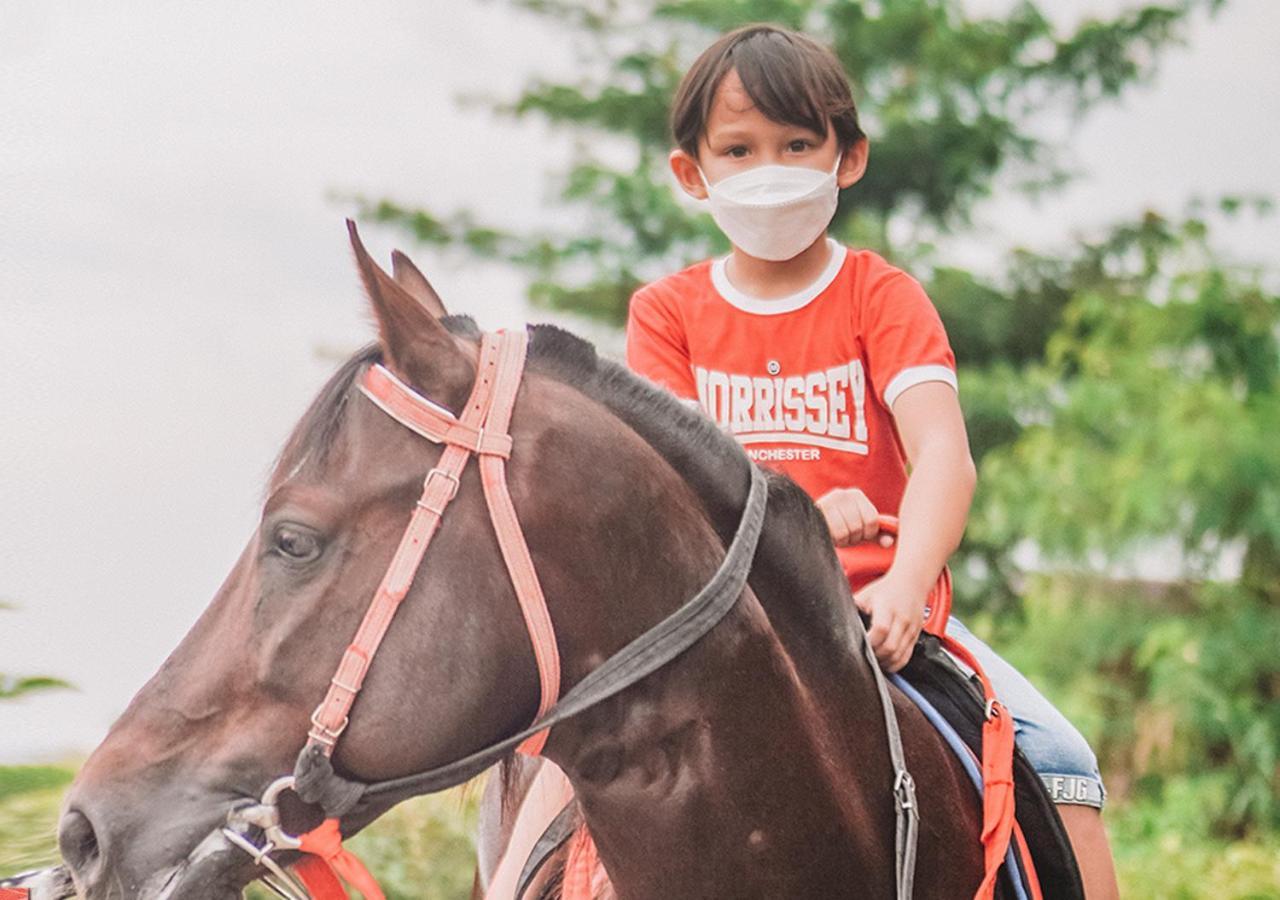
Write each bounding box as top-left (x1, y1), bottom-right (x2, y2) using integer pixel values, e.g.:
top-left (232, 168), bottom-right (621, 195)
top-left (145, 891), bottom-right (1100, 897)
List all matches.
top-left (837, 137), bottom-right (870, 190)
top-left (669, 149), bottom-right (709, 200)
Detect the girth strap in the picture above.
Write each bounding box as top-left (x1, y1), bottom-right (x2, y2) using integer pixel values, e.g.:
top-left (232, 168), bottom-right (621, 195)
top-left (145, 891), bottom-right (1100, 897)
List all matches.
top-left (859, 614), bottom-right (920, 898)
top-left (293, 462), bottom-right (770, 818)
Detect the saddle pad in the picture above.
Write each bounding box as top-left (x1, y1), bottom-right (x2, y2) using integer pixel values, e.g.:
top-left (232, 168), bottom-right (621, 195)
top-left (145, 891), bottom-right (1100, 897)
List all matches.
top-left (899, 633), bottom-right (1085, 900)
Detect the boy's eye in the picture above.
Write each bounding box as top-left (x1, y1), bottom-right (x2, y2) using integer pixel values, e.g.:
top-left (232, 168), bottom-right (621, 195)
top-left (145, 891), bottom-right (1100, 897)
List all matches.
top-left (788, 139), bottom-right (811, 152)
top-left (726, 146), bottom-right (748, 158)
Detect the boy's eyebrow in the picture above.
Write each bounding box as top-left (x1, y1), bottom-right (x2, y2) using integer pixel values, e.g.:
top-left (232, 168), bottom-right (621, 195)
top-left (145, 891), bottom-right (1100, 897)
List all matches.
top-left (708, 128), bottom-right (756, 144)
top-left (708, 125), bottom-right (823, 145)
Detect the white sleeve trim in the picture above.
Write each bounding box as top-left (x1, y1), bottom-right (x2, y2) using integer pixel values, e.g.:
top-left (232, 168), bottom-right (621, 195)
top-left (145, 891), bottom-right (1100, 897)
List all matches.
top-left (883, 364), bottom-right (958, 408)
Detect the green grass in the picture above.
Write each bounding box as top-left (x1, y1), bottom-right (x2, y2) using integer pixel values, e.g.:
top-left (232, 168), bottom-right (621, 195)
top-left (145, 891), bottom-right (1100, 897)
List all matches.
top-left (4, 764), bottom-right (1279, 898)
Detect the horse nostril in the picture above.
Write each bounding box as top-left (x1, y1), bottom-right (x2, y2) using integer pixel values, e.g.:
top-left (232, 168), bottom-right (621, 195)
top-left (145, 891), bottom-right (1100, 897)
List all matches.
top-left (58, 807), bottom-right (101, 878)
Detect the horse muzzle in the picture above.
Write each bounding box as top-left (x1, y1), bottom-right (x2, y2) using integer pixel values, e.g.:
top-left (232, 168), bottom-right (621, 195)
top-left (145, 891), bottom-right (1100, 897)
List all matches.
top-left (1, 813), bottom-right (277, 900)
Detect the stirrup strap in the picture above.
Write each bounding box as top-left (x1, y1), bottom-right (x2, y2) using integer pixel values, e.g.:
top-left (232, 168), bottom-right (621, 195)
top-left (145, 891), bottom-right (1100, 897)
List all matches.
top-left (936, 633), bottom-right (1022, 900)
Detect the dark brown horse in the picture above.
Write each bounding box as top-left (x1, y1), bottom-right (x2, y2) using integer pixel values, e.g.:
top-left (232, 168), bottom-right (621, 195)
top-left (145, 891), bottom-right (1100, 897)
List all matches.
top-left (40, 226), bottom-right (985, 898)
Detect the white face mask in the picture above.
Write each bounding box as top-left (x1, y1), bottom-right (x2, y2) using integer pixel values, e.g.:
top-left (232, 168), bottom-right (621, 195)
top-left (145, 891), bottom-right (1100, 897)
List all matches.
top-left (699, 153), bottom-right (842, 261)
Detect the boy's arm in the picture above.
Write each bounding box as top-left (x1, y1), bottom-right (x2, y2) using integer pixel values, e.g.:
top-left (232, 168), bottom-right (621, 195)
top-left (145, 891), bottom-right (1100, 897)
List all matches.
top-left (854, 381), bottom-right (976, 671)
top-left (625, 287), bottom-right (699, 400)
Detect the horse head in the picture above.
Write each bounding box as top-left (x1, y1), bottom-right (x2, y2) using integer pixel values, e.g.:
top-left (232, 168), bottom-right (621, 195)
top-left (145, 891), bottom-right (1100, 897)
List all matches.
top-left (56, 222), bottom-right (722, 898)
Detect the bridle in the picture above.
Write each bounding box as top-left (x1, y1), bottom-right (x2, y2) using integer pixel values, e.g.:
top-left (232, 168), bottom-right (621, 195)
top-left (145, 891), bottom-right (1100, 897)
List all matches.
top-left (217, 326), bottom-right (918, 899)
top-left (306, 327), bottom-right (562, 759)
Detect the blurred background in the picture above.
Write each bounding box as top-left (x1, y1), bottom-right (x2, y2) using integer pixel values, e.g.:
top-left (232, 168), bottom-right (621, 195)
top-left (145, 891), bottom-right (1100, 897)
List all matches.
top-left (2, 0), bottom-right (1278, 895)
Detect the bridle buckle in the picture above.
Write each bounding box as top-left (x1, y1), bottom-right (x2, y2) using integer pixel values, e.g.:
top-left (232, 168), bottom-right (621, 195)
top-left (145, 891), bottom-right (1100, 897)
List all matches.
top-left (308, 707), bottom-right (350, 747)
top-left (417, 466), bottom-right (461, 516)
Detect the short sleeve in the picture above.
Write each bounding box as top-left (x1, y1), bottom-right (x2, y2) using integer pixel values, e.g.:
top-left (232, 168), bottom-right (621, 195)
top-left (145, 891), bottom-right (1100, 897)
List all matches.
top-left (625, 287), bottom-right (698, 400)
top-left (864, 273), bottom-right (958, 409)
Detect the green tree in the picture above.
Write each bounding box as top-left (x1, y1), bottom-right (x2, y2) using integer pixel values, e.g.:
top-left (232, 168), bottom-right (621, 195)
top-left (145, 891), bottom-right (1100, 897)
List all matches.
top-left (350, 0), bottom-right (1278, 852)
top-left (968, 199), bottom-right (1280, 837)
top-left (359, 0), bottom-right (1223, 328)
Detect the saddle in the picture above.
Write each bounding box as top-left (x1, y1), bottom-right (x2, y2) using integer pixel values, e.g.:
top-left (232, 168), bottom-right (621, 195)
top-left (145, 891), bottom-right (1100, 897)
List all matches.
top-left (898, 632), bottom-right (1085, 900)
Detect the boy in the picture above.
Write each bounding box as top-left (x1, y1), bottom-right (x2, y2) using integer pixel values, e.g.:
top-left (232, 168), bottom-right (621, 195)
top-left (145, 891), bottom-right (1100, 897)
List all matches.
top-left (626, 23), bottom-right (1119, 898)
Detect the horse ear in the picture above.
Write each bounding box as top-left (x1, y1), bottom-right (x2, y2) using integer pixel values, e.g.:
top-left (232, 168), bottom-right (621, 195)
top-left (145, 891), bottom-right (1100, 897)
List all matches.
top-left (390, 249), bottom-right (449, 319)
top-left (346, 219), bottom-right (471, 393)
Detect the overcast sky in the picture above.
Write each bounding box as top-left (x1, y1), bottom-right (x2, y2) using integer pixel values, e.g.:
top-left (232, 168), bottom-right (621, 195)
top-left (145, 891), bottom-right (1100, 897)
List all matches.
top-left (1, 0), bottom-right (1277, 763)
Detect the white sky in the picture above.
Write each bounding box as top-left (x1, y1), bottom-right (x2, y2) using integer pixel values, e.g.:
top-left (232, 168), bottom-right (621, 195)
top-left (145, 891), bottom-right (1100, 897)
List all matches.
top-left (1, 0), bottom-right (1277, 763)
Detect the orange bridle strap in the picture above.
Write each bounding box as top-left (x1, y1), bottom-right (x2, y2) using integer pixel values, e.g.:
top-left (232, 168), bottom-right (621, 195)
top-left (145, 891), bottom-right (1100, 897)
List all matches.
top-left (306, 329), bottom-right (561, 756)
top-left (289, 330), bottom-right (562, 898)
top-left (293, 819), bottom-right (386, 900)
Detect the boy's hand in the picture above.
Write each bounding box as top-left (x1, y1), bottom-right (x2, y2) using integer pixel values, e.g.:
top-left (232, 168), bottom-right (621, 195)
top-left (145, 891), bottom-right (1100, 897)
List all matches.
top-left (815, 487), bottom-right (894, 547)
top-left (853, 571), bottom-right (928, 673)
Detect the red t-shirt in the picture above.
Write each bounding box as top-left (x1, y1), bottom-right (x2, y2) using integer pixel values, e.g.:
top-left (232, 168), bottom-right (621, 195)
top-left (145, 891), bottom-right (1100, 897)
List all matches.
top-left (625, 239), bottom-right (958, 591)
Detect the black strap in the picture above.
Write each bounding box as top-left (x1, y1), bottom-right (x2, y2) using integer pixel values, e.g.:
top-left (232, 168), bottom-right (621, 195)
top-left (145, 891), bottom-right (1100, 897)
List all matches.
top-left (294, 464), bottom-right (769, 818)
top-left (514, 800), bottom-right (581, 900)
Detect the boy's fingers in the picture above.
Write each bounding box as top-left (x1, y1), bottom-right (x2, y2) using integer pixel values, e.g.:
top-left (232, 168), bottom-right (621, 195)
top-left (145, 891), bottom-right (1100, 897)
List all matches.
top-left (834, 496), bottom-right (865, 545)
top-left (891, 621), bottom-right (924, 671)
top-left (883, 619), bottom-right (909, 664)
top-left (866, 609), bottom-right (891, 649)
top-left (855, 494), bottom-right (880, 539)
top-left (819, 501), bottom-right (849, 545)
top-left (853, 590), bottom-right (872, 615)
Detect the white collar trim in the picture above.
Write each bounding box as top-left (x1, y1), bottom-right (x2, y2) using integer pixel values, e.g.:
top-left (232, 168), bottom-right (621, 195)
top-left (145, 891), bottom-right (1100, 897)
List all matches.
top-left (710, 238), bottom-right (846, 315)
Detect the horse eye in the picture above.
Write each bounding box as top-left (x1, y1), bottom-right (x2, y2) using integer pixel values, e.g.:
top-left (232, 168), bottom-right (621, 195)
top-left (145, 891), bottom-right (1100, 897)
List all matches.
top-left (272, 524), bottom-right (322, 562)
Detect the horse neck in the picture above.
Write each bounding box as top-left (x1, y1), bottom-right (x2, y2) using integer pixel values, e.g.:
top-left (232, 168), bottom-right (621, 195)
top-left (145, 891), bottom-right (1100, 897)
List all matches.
top-left (535, 373), bottom-right (898, 896)
top-left (578, 361), bottom-right (870, 683)
top-left (546, 581), bottom-right (897, 899)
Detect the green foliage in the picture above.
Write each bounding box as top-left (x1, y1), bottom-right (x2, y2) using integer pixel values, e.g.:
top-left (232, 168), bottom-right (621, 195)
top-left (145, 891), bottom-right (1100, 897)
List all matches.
top-left (0, 603), bottom-right (73, 702)
top-left (0, 766), bottom-right (74, 802)
top-left (966, 204), bottom-right (1280, 839)
top-left (0, 766), bottom-right (75, 875)
top-left (976, 207), bottom-right (1280, 570)
top-left (358, 0), bottom-right (1221, 324)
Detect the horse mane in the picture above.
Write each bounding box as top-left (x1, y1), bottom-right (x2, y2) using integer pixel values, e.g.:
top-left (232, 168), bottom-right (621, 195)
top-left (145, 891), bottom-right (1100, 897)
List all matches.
top-left (266, 315), bottom-right (751, 502)
top-left (521, 320), bottom-right (829, 542)
top-left (267, 341), bottom-right (383, 495)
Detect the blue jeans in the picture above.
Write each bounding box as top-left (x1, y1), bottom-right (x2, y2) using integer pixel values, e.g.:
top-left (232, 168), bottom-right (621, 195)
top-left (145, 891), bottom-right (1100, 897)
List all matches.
top-left (943, 616), bottom-right (1106, 808)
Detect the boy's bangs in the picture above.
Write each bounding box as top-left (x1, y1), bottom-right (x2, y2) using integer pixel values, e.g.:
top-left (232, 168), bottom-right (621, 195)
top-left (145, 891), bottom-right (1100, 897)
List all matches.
top-left (669, 24), bottom-right (863, 158)
top-left (733, 46), bottom-right (830, 141)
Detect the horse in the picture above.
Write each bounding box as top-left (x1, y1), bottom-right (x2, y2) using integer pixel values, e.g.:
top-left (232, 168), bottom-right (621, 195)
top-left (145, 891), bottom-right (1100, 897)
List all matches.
top-left (41, 222), bottom-right (986, 898)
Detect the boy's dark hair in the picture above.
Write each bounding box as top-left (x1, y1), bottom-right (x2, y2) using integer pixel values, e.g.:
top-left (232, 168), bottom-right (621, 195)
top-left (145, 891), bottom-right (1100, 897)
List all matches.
top-left (670, 24), bottom-right (866, 160)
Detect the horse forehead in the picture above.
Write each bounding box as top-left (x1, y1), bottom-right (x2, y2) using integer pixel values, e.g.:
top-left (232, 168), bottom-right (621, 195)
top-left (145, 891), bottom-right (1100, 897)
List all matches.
top-left (303, 387), bottom-right (438, 486)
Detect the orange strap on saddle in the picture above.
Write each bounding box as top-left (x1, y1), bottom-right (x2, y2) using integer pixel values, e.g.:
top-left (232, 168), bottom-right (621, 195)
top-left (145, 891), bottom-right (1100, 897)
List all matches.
top-left (873, 515), bottom-right (1040, 900)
